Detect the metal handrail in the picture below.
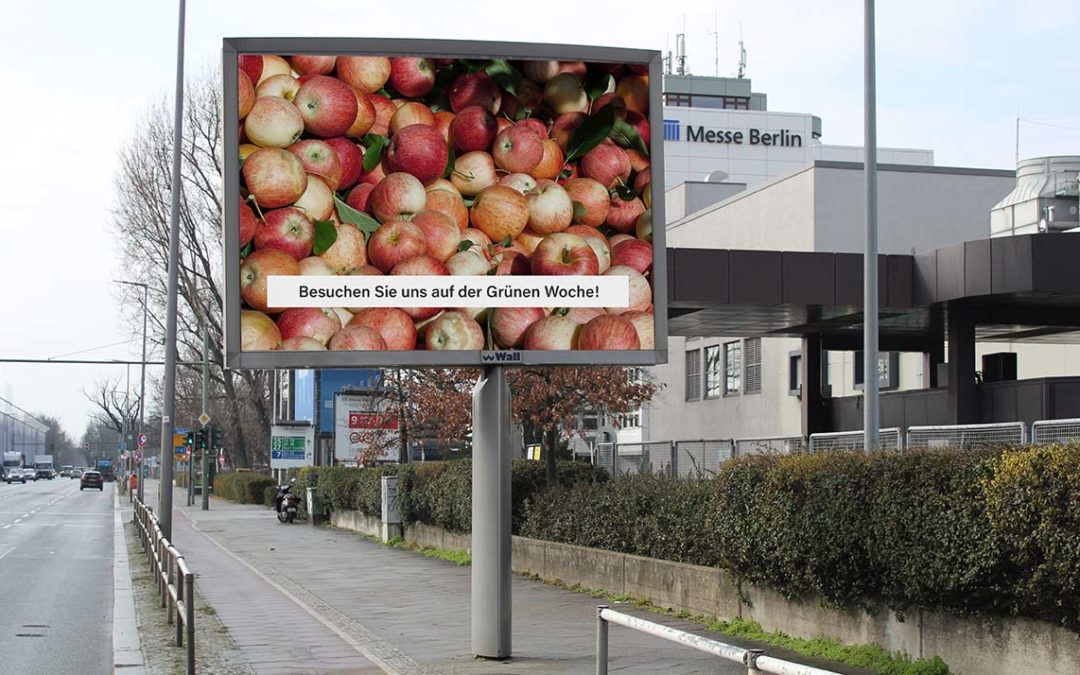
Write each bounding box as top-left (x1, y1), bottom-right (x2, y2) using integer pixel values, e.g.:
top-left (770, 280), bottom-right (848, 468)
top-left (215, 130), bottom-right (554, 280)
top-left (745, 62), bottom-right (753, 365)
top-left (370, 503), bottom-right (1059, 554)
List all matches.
top-left (595, 605), bottom-right (840, 675)
top-left (132, 496), bottom-right (195, 675)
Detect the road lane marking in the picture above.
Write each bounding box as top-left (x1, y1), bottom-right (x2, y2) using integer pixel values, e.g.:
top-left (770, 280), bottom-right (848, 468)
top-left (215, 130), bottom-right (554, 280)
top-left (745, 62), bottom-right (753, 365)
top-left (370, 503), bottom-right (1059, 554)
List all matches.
top-left (2, 525), bottom-right (10, 530)
top-left (0, 546), bottom-right (16, 560)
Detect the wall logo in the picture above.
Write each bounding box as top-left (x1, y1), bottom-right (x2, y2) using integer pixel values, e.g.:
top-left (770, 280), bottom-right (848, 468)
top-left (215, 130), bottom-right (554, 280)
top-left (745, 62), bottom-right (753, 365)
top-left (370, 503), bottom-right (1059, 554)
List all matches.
top-left (481, 351), bottom-right (522, 363)
top-left (663, 119), bottom-right (680, 141)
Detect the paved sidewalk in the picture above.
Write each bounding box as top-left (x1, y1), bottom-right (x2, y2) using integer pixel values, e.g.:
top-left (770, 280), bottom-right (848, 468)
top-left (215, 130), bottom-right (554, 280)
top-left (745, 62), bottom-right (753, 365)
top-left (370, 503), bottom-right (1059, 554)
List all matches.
top-left (130, 480), bottom-right (863, 675)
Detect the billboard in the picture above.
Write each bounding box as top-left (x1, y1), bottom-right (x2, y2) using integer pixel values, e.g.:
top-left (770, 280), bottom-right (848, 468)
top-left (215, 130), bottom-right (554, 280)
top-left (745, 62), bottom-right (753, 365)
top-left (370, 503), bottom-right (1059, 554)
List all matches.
top-left (224, 38), bottom-right (667, 368)
top-left (270, 422), bottom-right (315, 469)
top-left (334, 392), bottom-right (399, 464)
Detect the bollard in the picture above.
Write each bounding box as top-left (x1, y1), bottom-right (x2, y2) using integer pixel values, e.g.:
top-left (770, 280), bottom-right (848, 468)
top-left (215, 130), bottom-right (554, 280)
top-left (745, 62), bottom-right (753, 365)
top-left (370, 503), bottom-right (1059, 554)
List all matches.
top-left (185, 570), bottom-right (195, 675)
top-left (166, 548), bottom-right (175, 625)
top-left (174, 554), bottom-right (183, 646)
top-left (745, 648), bottom-right (764, 674)
top-left (596, 605), bottom-right (609, 675)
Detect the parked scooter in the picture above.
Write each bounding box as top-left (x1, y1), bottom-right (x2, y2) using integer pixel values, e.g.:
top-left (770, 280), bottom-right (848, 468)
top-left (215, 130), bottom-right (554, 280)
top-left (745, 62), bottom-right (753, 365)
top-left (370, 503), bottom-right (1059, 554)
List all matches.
top-left (275, 483), bottom-right (299, 524)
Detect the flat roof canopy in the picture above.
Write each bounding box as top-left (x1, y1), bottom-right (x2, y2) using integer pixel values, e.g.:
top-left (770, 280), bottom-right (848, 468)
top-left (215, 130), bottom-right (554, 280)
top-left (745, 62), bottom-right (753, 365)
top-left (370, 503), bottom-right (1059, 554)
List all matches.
top-left (666, 233), bottom-right (1080, 349)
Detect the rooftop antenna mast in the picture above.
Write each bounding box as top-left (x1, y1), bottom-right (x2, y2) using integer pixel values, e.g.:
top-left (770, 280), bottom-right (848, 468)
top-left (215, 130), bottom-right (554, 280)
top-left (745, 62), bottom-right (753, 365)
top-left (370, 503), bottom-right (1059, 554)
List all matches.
top-left (707, 12), bottom-right (719, 76)
top-left (664, 35), bottom-right (673, 75)
top-left (676, 32), bottom-right (687, 76)
top-left (738, 24), bottom-right (747, 79)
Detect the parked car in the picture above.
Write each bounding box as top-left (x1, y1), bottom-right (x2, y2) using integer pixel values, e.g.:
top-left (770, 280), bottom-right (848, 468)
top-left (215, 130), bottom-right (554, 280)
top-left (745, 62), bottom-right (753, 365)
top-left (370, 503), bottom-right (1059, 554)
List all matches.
top-left (80, 470), bottom-right (104, 491)
top-left (4, 468), bottom-right (27, 484)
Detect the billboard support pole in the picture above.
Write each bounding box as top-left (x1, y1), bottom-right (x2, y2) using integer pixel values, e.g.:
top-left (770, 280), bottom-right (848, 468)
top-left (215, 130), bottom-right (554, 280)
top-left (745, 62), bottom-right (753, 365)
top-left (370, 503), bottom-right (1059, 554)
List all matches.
top-left (157, 0), bottom-right (186, 540)
top-left (471, 365), bottom-right (511, 659)
top-left (863, 0), bottom-right (880, 452)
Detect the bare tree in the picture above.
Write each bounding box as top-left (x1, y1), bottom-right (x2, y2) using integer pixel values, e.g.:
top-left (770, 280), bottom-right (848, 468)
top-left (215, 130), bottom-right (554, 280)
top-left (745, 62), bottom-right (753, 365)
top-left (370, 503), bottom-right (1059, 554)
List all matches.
top-left (112, 69), bottom-right (272, 468)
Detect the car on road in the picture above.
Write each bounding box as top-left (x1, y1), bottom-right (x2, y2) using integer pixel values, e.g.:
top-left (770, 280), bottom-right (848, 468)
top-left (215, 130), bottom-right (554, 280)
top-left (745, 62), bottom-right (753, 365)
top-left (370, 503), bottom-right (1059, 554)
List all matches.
top-left (70, 468), bottom-right (83, 479)
top-left (23, 468), bottom-right (37, 482)
top-left (60, 465), bottom-right (74, 477)
top-left (5, 468), bottom-right (28, 484)
top-left (80, 470), bottom-right (104, 491)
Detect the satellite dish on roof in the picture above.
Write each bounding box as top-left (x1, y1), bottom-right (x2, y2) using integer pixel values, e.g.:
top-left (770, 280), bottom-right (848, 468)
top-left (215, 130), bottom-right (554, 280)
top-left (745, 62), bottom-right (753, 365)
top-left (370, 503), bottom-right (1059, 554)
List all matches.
top-left (705, 170), bottom-right (729, 183)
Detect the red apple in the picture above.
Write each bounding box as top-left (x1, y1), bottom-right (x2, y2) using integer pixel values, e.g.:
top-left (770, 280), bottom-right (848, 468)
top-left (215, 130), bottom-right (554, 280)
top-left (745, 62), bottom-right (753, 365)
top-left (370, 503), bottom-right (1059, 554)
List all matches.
top-left (389, 57), bottom-right (435, 97)
top-left (243, 148), bottom-right (308, 208)
top-left (515, 228), bottom-right (543, 255)
top-left (425, 180), bottom-right (469, 231)
top-left (500, 79), bottom-right (543, 119)
top-left (288, 54), bottom-right (336, 76)
top-left (492, 125), bottom-right (543, 174)
top-left (389, 102), bottom-right (436, 136)
top-left (345, 89), bottom-right (376, 138)
top-left (255, 73), bottom-right (300, 101)
top-left (356, 150), bottom-right (386, 185)
top-left (562, 178), bottom-right (610, 228)
top-left (627, 110), bottom-right (650, 145)
top-left (611, 238), bottom-right (653, 274)
top-left (239, 202), bottom-right (258, 248)
top-left (531, 233), bottom-right (599, 276)
top-left (616, 75), bottom-right (649, 114)
top-left (277, 307), bottom-right (342, 345)
top-left (515, 117), bottom-right (547, 139)
top-left (282, 336), bottom-right (326, 351)
top-left (329, 325), bottom-right (388, 351)
top-left (412, 209), bottom-right (460, 262)
top-left (367, 94), bottom-right (396, 136)
top-left (255, 207), bottom-right (314, 260)
top-left (370, 172), bottom-right (427, 223)
top-left (581, 140), bottom-right (631, 189)
top-left (240, 309), bottom-right (282, 350)
top-left (287, 139), bottom-right (342, 190)
top-left (523, 60), bottom-right (560, 83)
top-left (592, 92), bottom-right (627, 119)
top-left (433, 110), bottom-right (455, 141)
top-left (320, 223), bottom-right (368, 274)
top-left (244, 96), bottom-right (304, 148)
top-left (293, 175), bottom-right (335, 221)
top-left (499, 173), bottom-right (538, 194)
top-left (565, 225), bottom-right (610, 272)
top-left (526, 180), bottom-right (574, 235)
top-left (367, 221), bottom-right (426, 273)
top-left (635, 209), bottom-right (652, 243)
top-left (623, 310), bottom-right (654, 349)
top-left (256, 55), bottom-right (292, 87)
top-left (450, 151), bottom-right (498, 196)
top-left (240, 248), bottom-right (299, 313)
top-left (605, 196), bottom-right (646, 234)
top-left (345, 183), bottom-right (375, 213)
top-left (390, 255), bottom-right (448, 320)
top-left (449, 105), bottom-right (498, 153)
top-left (324, 137), bottom-right (364, 189)
top-left (524, 315), bottom-right (580, 350)
top-left (544, 73), bottom-right (588, 114)
top-left (608, 233), bottom-right (636, 248)
top-left (549, 112), bottom-right (587, 151)
top-left (459, 228), bottom-right (494, 257)
top-left (604, 265), bottom-right (652, 314)
top-left (532, 139), bottom-right (565, 180)
top-left (336, 56), bottom-right (391, 94)
top-left (238, 70), bottom-right (255, 119)
top-left (294, 76), bottom-right (358, 137)
top-left (470, 185), bottom-right (529, 242)
top-left (491, 307), bottom-right (545, 348)
top-left (349, 307), bottom-right (417, 350)
top-left (449, 72), bottom-right (501, 113)
top-left (385, 124), bottom-right (449, 186)
top-left (446, 249), bottom-right (491, 275)
top-left (626, 149), bottom-right (649, 175)
top-left (563, 306), bottom-right (606, 325)
top-left (298, 256), bottom-right (333, 275)
top-left (425, 311), bottom-right (484, 350)
top-left (577, 314), bottom-right (641, 350)
top-left (239, 55), bottom-right (263, 87)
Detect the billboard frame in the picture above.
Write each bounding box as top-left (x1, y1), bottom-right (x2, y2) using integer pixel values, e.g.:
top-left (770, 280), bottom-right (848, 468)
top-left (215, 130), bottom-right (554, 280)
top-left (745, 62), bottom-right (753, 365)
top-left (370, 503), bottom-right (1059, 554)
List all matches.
top-left (224, 37), bottom-right (667, 369)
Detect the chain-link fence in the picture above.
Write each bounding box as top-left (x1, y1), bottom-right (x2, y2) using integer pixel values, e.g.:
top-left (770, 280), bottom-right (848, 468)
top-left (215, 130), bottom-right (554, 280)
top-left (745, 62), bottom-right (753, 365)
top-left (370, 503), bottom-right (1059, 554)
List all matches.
top-left (808, 428), bottom-right (902, 452)
top-left (734, 436), bottom-right (806, 457)
top-left (1031, 418), bottom-right (1080, 444)
top-left (906, 422), bottom-right (1026, 448)
top-left (609, 441), bottom-right (676, 476)
top-left (593, 442), bottom-right (615, 475)
top-left (672, 440), bottom-right (733, 478)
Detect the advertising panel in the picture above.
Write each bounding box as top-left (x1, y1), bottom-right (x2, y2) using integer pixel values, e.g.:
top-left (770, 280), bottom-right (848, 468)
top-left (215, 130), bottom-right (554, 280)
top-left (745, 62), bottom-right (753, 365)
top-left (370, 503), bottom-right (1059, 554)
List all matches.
top-left (224, 38), bottom-right (667, 368)
top-left (270, 422), bottom-right (315, 469)
top-left (334, 392), bottom-right (399, 464)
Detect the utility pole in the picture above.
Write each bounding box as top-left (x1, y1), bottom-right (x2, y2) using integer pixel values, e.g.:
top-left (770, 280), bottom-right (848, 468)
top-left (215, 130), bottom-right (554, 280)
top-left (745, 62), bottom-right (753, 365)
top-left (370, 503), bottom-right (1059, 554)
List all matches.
top-left (863, 0), bottom-right (880, 451)
top-left (157, 0), bottom-right (187, 540)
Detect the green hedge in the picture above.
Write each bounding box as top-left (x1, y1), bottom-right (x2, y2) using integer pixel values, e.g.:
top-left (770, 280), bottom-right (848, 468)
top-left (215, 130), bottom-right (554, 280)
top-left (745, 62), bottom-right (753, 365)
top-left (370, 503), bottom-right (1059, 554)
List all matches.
top-left (213, 472), bottom-right (277, 505)
top-left (296, 460), bottom-right (608, 533)
top-left (521, 446), bottom-right (1080, 629)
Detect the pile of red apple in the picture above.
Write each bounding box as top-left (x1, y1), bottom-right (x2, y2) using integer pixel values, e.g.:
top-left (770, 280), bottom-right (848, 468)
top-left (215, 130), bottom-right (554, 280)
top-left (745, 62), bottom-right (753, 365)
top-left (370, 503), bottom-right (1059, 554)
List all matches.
top-left (237, 53), bottom-right (655, 353)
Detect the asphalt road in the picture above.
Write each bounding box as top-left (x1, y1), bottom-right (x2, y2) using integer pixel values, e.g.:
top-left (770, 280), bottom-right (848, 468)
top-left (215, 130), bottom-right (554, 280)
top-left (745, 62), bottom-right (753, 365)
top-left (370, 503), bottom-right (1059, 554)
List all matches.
top-left (0, 474), bottom-right (114, 675)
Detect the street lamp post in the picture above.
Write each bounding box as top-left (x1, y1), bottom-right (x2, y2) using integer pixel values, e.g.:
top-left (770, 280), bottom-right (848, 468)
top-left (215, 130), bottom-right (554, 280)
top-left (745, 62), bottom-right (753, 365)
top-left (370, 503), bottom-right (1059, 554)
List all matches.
top-left (118, 280), bottom-right (149, 502)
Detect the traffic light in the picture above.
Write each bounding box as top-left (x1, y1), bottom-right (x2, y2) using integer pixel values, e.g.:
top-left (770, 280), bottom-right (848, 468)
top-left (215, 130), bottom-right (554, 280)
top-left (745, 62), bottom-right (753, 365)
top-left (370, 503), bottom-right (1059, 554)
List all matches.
top-left (185, 431), bottom-right (195, 449)
top-left (209, 426), bottom-right (221, 451)
top-left (196, 428), bottom-right (208, 451)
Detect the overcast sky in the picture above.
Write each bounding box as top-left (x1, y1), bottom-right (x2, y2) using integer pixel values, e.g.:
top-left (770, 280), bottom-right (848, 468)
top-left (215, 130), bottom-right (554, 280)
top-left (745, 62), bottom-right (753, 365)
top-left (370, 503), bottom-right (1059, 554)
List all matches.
top-left (0, 0), bottom-right (1077, 440)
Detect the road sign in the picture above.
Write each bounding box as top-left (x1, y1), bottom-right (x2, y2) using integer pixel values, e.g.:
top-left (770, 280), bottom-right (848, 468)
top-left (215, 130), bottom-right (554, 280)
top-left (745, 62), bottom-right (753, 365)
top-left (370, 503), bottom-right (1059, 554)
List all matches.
top-left (137, 433), bottom-right (147, 447)
top-left (198, 413), bottom-right (211, 426)
top-left (134, 450), bottom-right (142, 463)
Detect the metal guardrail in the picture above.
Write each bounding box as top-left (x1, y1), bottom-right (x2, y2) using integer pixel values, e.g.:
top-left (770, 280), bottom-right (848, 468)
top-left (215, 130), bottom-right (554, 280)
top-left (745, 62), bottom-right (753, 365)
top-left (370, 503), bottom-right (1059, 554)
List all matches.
top-left (595, 605), bottom-right (840, 675)
top-left (906, 421), bottom-right (1026, 448)
top-left (808, 428), bottom-right (902, 452)
top-left (1031, 417), bottom-right (1080, 444)
top-left (734, 436), bottom-right (806, 456)
top-left (674, 439), bottom-right (733, 477)
top-left (133, 496), bottom-right (195, 675)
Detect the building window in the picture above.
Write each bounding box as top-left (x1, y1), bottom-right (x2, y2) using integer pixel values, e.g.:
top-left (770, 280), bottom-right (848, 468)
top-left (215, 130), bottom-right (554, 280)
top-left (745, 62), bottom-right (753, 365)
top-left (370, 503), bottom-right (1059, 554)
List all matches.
top-left (789, 352), bottom-right (802, 396)
top-left (723, 341), bottom-right (741, 396)
top-left (618, 413), bottom-right (641, 428)
top-left (721, 96), bottom-right (750, 110)
top-left (685, 349), bottom-right (701, 401)
top-left (744, 338), bottom-right (762, 394)
top-left (704, 345), bottom-right (721, 398)
top-left (664, 93), bottom-right (692, 107)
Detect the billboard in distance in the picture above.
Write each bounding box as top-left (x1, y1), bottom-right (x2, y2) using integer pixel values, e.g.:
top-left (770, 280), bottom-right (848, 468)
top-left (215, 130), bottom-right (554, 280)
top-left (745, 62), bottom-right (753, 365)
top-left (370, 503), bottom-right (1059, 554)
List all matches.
top-left (334, 392), bottom-right (399, 464)
top-left (224, 38), bottom-right (667, 368)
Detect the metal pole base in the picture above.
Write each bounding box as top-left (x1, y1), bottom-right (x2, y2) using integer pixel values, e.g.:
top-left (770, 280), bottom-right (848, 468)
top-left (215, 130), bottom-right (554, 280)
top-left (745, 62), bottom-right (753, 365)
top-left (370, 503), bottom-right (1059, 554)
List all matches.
top-left (471, 365), bottom-right (512, 659)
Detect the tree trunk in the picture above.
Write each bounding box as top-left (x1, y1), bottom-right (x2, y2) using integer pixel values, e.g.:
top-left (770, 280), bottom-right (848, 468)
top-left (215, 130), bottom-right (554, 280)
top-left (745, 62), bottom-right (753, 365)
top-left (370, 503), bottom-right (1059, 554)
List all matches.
top-left (545, 427), bottom-right (558, 484)
top-left (220, 374), bottom-right (249, 468)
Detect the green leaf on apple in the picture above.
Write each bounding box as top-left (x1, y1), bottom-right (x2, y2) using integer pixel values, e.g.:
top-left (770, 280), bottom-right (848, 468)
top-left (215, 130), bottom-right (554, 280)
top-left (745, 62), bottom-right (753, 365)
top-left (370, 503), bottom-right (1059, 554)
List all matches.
top-left (559, 167), bottom-right (574, 180)
top-left (312, 219), bottom-right (338, 255)
top-left (360, 133), bottom-right (389, 172)
top-left (584, 70), bottom-right (613, 101)
top-left (442, 144), bottom-right (457, 180)
top-left (500, 235), bottom-right (513, 248)
top-left (459, 60), bottom-right (487, 73)
top-left (458, 240), bottom-right (474, 252)
top-left (484, 59), bottom-right (523, 96)
top-left (610, 119), bottom-right (650, 157)
top-left (462, 196), bottom-right (476, 208)
top-left (571, 200), bottom-right (588, 224)
top-left (239, 242), bottom-right (254, 259)
top-left (334, 196), bottom-right (381, 242)
top-left (565, 104), bottom-right (616, 163)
